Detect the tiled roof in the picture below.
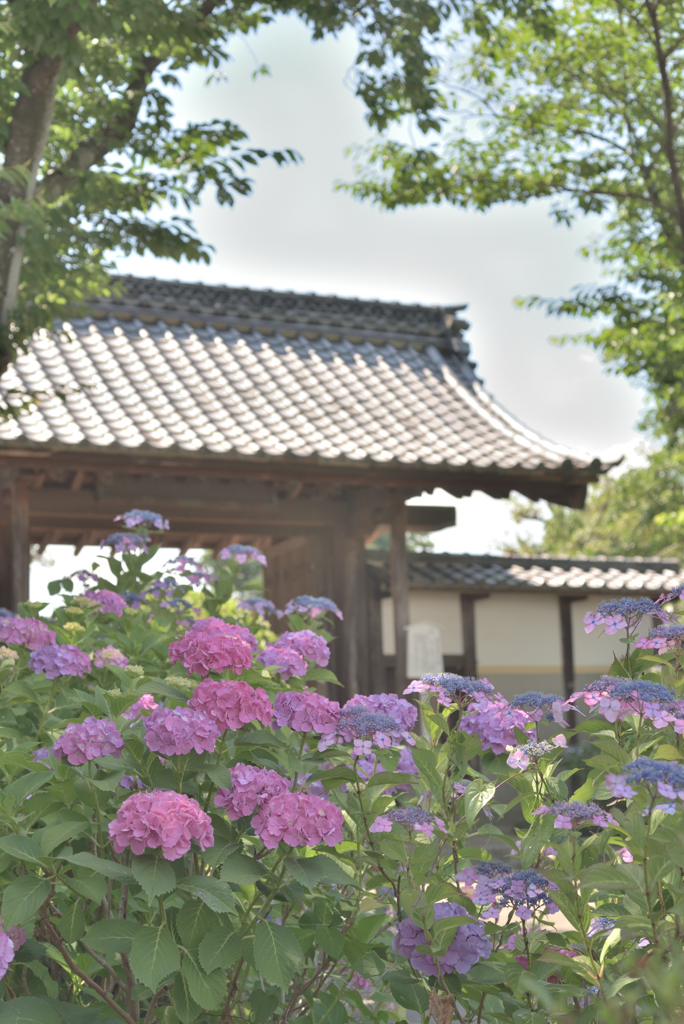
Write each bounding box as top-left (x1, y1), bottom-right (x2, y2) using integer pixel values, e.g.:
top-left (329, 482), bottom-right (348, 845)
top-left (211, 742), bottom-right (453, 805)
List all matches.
top-left (367, 552), bottom-right (684, 595)
top-left (0, 275), bottom-right (602, 478)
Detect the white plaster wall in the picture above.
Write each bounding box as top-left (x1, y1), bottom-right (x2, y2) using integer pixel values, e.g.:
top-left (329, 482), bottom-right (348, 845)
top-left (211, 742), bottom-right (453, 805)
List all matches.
top-left (571, 596), bottom-right (635, 672)
top-left (380, 592), bottom-right (463, 655)
top-left (476, 593), bottom-right (561, 671)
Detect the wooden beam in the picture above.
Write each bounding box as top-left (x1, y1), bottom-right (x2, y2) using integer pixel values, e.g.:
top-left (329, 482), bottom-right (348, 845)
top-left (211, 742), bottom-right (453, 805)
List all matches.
top-left (341, 536), bottom-right (369, 697)
top-left (390, 502), bottom-right (409, 696)
top-left (9, 480), bottom-right (30, 609)
top-left (71, 470), bottom-right (85, 491)
top-left (559, 596), bottom-right (583, 731)
top-left (461, 593), bottom-right (489, 677)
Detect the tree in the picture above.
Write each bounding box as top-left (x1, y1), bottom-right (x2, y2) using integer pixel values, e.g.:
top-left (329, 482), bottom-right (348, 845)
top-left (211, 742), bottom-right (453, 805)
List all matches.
top-left (0, 0), bottom-right (454, 372)
top-left (504, 448), bottom-right (684, 558)
top-left (346, 0), bottom-right (684, 441)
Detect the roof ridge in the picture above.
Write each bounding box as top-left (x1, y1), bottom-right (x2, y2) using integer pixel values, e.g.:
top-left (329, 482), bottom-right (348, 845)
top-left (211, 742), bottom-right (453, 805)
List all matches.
top-left (368, 551), bottom-right (681, 570)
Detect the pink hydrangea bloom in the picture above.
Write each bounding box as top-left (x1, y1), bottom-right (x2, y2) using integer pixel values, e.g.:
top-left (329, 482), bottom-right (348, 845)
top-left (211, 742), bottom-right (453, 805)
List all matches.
top-left (168, 618), bottom-right (258, 677)
top-left (93, 646), bottom-right (129, 669)
top-left (188, 679), bottom-right (273, 731)
top-left (617, 846), bottom-right (634, 863)
top-left (28, 644), bottom-right (91, 679)
top-left (214, 763), bottom-right (291, 819)
top-left (346, 693), bottom-right (417, 734)
top-left (0, 931), bottom-right (14, 980)
top-left (349, 973), bottom-right (373, 992)
top-left (144, 706), bottom-right (220, 756)
top-left (272, 690), bottom-right (340, 736)
top-left (218, 543), bottom-right (267, 566)
top-left (53, 717), bottom-right (124, 765)
top-left (251, 792), bottom-right (344, 849)
top-left (122, 693), bottom-right (158, 720)
top-left (260, 630), bottom-right (330, 680)
top-left (460, 694), bottom-right (531, 754)
top-left (0, 617), bottom-right (56, 650)
top-left (84, 589), bottom-right (127, 617)
top-left (109, 790), bottom-right (214, 861)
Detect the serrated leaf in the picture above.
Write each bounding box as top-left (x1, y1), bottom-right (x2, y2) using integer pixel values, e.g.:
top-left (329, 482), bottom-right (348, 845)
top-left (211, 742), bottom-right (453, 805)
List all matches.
top-left (5, 773), bottom-right (51, 805)
top-left (0, 835), bottom-right (43, 863)
top-left (182, 949), bottom-right (227, 1010)
top-left (220, 853), bottom-right (266, 885)
top-left (411, 747), bottom-right (443, 795)
top-left (177, 875), bottom-right (235, 913)
top-left (130, 926), bottom-right (180, 991)
top-left (85, 919), bottom-right (142, 955)
top-left (198, 928), bottom-right (241, 973)
top-left (0, 998), bottom-right (61, 1023)
top-left (2, 876), bottom-right (50, 926)
top-left (174, 971), bottom-right (201, 1024)
top-left (131, 855), bottom-right (177, 899)
top-left (387, 969), bottom-right (429, 1012)
top-left (254, 921), bottom-right (304, 988)
top-left (64, 852), bottom-right (134, 881)
top-left (204, 765), bottom-right (233, 788)
top-left (38, 820), bottom-right (88, 854)
top-left (284, 855), bottom-right (355, 890)
top-left (56, 900), bottom-right (84, 943)
top-left (62, 870), bottom-right (107, 903)
top-left (176, 899), bottom-right (223, 949)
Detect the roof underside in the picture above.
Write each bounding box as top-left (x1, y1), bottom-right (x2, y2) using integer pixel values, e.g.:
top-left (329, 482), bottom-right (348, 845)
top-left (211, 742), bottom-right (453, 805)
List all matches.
top-left (367, 552), bottom-right (684, 596)
top-left (0, 276), bottom-right (604, 503)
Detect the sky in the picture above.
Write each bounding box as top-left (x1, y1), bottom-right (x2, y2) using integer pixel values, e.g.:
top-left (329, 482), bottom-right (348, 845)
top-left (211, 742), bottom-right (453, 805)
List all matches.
top-left (30, 15), bottom-right (647, 601)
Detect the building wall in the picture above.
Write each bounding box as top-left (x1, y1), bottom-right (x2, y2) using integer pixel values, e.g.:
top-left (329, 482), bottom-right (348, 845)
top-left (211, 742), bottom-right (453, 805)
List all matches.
top-left (380, 589), bottom-right (635, 701)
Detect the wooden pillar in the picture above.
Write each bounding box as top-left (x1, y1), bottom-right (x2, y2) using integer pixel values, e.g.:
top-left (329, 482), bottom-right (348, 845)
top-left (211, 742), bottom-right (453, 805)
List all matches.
top-left (0, 479), bottom-right (30, 611)
top-left (341, 536), bottom-right (369, 698)
top-left (366, 569), bottom-right (386, 694)
top-left (559, 596), bottom-right (580, 730)
top-left (461, 593), bottom-right (489, 677)
top-left (390, 502), bottom-right (409, 696)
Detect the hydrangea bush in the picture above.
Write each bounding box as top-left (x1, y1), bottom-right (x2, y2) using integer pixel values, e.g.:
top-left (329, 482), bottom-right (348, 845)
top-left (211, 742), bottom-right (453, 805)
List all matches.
top-left (0, 519), bottom-right (682, 1022)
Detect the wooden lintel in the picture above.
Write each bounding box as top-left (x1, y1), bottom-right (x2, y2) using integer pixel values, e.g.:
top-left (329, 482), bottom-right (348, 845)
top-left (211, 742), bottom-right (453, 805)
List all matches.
top-left (390, 502), bottom-right (409, 697)
top-left (71, 470), bottom-right (86, 492)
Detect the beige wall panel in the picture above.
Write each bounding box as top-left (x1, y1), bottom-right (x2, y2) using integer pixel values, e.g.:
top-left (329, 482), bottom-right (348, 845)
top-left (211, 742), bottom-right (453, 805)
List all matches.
top-left (476, 593), bottom-right (562, 669)
top-left (570, 597), bottom-right (631, 673)
top-left (486, 671), bottom-right (564, 703)
top-left (380, 592), bottom-right (464, 656)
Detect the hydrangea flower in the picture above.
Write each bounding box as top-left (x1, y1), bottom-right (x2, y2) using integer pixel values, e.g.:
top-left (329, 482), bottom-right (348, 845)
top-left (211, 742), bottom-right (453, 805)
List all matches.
top-left (587, 917), bottom-right (617, 937)
top-left (356, 746), bottom-right (419, 793)
top-left (393, 903), bottom-right (491, 976)
top-left (533, 801), bottom-right (617, 829)
top-left (606, 757), bottom-right (684, 805)
top-left (29, 644), bottom-right (91, 679)
top-left (169, 618), bottom-right (258, 677)
top-left (237, 597), bottom-right (279, 617)
top-left (405, 674), bottom-right (494, 705)
top-left (583, 598), bottom-right (659, 635)
top-left (101, 532), bottom-right (150, 554)
top-left (93, 646), bottom-right (129, 669)
top-left (0, 616), bottom-right (56, 650)
top-left (272, 690), bottom-right (340, 736)
top-left (0, 646), bottom-right (18, 662)
top-left (506, 736), bottom-right (566, 770)
top-left (636, 624), bottom-right (684, 652)
top-left (0, 931), bottom-right (15, 980)
top-left (164, 555), bottom-right (218, 586)
top-left (144, 706), bottom-right (220, 756)
top-left (122, 693), bottom-right (158, 720)
top-left (349, 973), bottom-right (373, 992)
top-left (32, 747), bottom-right (53, 765)
top-left (251, 792), bottom-right (344, 848)
top-left (53, 717), bottom-right (124, 765)
top-left (218, 544), bottom-right (267, 566)
top-left (214, 764), bottom-right (291, 819)
top-left (114, 509), bottom-right (170, 531)
top-left (571, 677), bottom-right (684, 731)
top-left (460, 695), bottom-right (531, 754)
top-left (509, 692), bottom-right (567, 724)
top-left (259, 630), bottom-right (330, 680)
top-left (346, 693), bottom-right (417, 735)
top-left (283, 595), bottom-right (343, 620)
top-left (109, 790), bottom-right (214, 860)
top-left (320, 707), bottom-right (401, 756)
top-left (188, 678), bottom-right (274, 731)
top-left (455, 862), bottom-right (559, 920)
top-left (370, 806), bottom-right (446, 840)
top-left (84, 589), bottom-right (127, 617)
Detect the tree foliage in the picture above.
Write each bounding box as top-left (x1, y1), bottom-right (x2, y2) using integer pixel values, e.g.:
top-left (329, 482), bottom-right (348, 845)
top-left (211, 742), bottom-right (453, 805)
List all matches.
top-left (346, 0), bottom-right (684, 440)
top-left (0, 0), bottom-right (455, 368)
top-left (505, 448), bottom-right (684, 559)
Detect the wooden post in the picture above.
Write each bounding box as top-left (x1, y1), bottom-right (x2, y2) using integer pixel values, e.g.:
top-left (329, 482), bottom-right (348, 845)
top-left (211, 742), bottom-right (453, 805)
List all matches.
top-left (0, 479), bottom-right (30, 611)
top-left (390, 502), bottom-right (409, 696)
top-left (461, 593), bottom-right (489, 677)
top-left (559, 596), bottom-right (580, 731)
top-left (341, 536), bottom-right (369, 698)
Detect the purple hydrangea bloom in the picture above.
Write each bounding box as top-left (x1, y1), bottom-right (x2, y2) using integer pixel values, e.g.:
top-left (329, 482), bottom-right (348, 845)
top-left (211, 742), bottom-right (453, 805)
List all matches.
top-left (259, 630), bottom-right (330, 680)
top-left (237, 596), bottom-right (279, 617)
top-left (52, 717), bottom-right (124, 765)
top-left (636, 623), bottom-right (684, 652)
top-left (101, 532), bottom-right (150, 554)
top-left (510, 691), bottom-right (567, 723)
top-left (214, 763), bottom-right (291, 819)
top-left (370, 806), bottom-right (446, 839)
top-left (29, 644), bottom-right (91, 679)
top-left (460, 695), bottom-right (531, 755)
top-left (393, 903), bottom-right (491, 976)
top-left (283, 595), bottom-right (343, 620)
top-left (587, 917), bottom-right (617, 937)
top-left (32, 747), bottom-right (53, 765)
top-left (356, 746), bottom-right (419, 793)
top-left (321, 707), bottom-right (401, 756)
top-left (405, 673), bottom-right (494, 705)
top-left (218, 543), bottom-right (267, 566)
top-left (164, 555), bottom-right (218, 586)
top-left (273, 690), bottom-right (341, 736)
top-left (507, 737), bottom-right (566, 770)
top-left (0, 931), bottom-right (14, 980)
top-left (346, 693), bottom-right (417, 734)
top-left (571, 677), bottom-right (684, 732)
top-left (456, 862), bottom-right (559, 921)
top-left (144, 706), bottom-right (220, 756)
top-left (93, 646), bottom-right (129, 669)
top-left (584, 598), bottom-right (660, 635)
top-left (533, 801), bottom-right (617, 829)
top-left (115, 509), bottom-right (170, 531)
top-left (84, 589), bottom-right (127, 617)
top-left (606, 757), bottom-right (684, 804)
top-left (0, 617), bottom-right (56, 650)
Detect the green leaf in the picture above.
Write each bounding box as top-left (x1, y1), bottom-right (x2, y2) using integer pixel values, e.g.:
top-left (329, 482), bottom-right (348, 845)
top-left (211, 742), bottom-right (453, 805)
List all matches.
top-left (204, 765), bottom-right (233, 788)
top-left (176, 899), bottom-right (223, 949)
top-left (464, 781), bottom-right (496, 826)
top-left (220, 853), bottom-right (266, 885)
top-left (56, 900), bottom-right (84, 943)
top-left (387, 969), bottom-right (429, 1012)
top-left (62, 871), bottom-right (107, 904)
top-left (182, 949), bottom-right (227, 1010)
top-left (64, 852), bottom-right (134, 881)
top-left (173, 971), bottom-right (201, 1024)
top-left (5, 774), bottom-right (52, 805)
top-left (314, 925), bottom-right (345, 958)
top-left (131, 855), bottom-right (177, 899)
top-left (198, 928), bottom-right (241, 973)
top-left (130, 925), bottom-right (180, 992)
top-left (0, 998), bottom-right (61, 1023)
top-left (85, 919), bottom-right (142, 955)
top-left (0, 835), bottom-right (43, 863)
top-left (2, 876), bottom-right (50, 926)
top-left (411, 747), bottom-right (443, 795)
top-left (177, 875), bottom-right (236, 914)
top-left (284, 854), bottom-right (355, 888)
top-left (38, 820), bottom-right (89, 855)
top-left (254, 921), bottom-right (304, 988)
